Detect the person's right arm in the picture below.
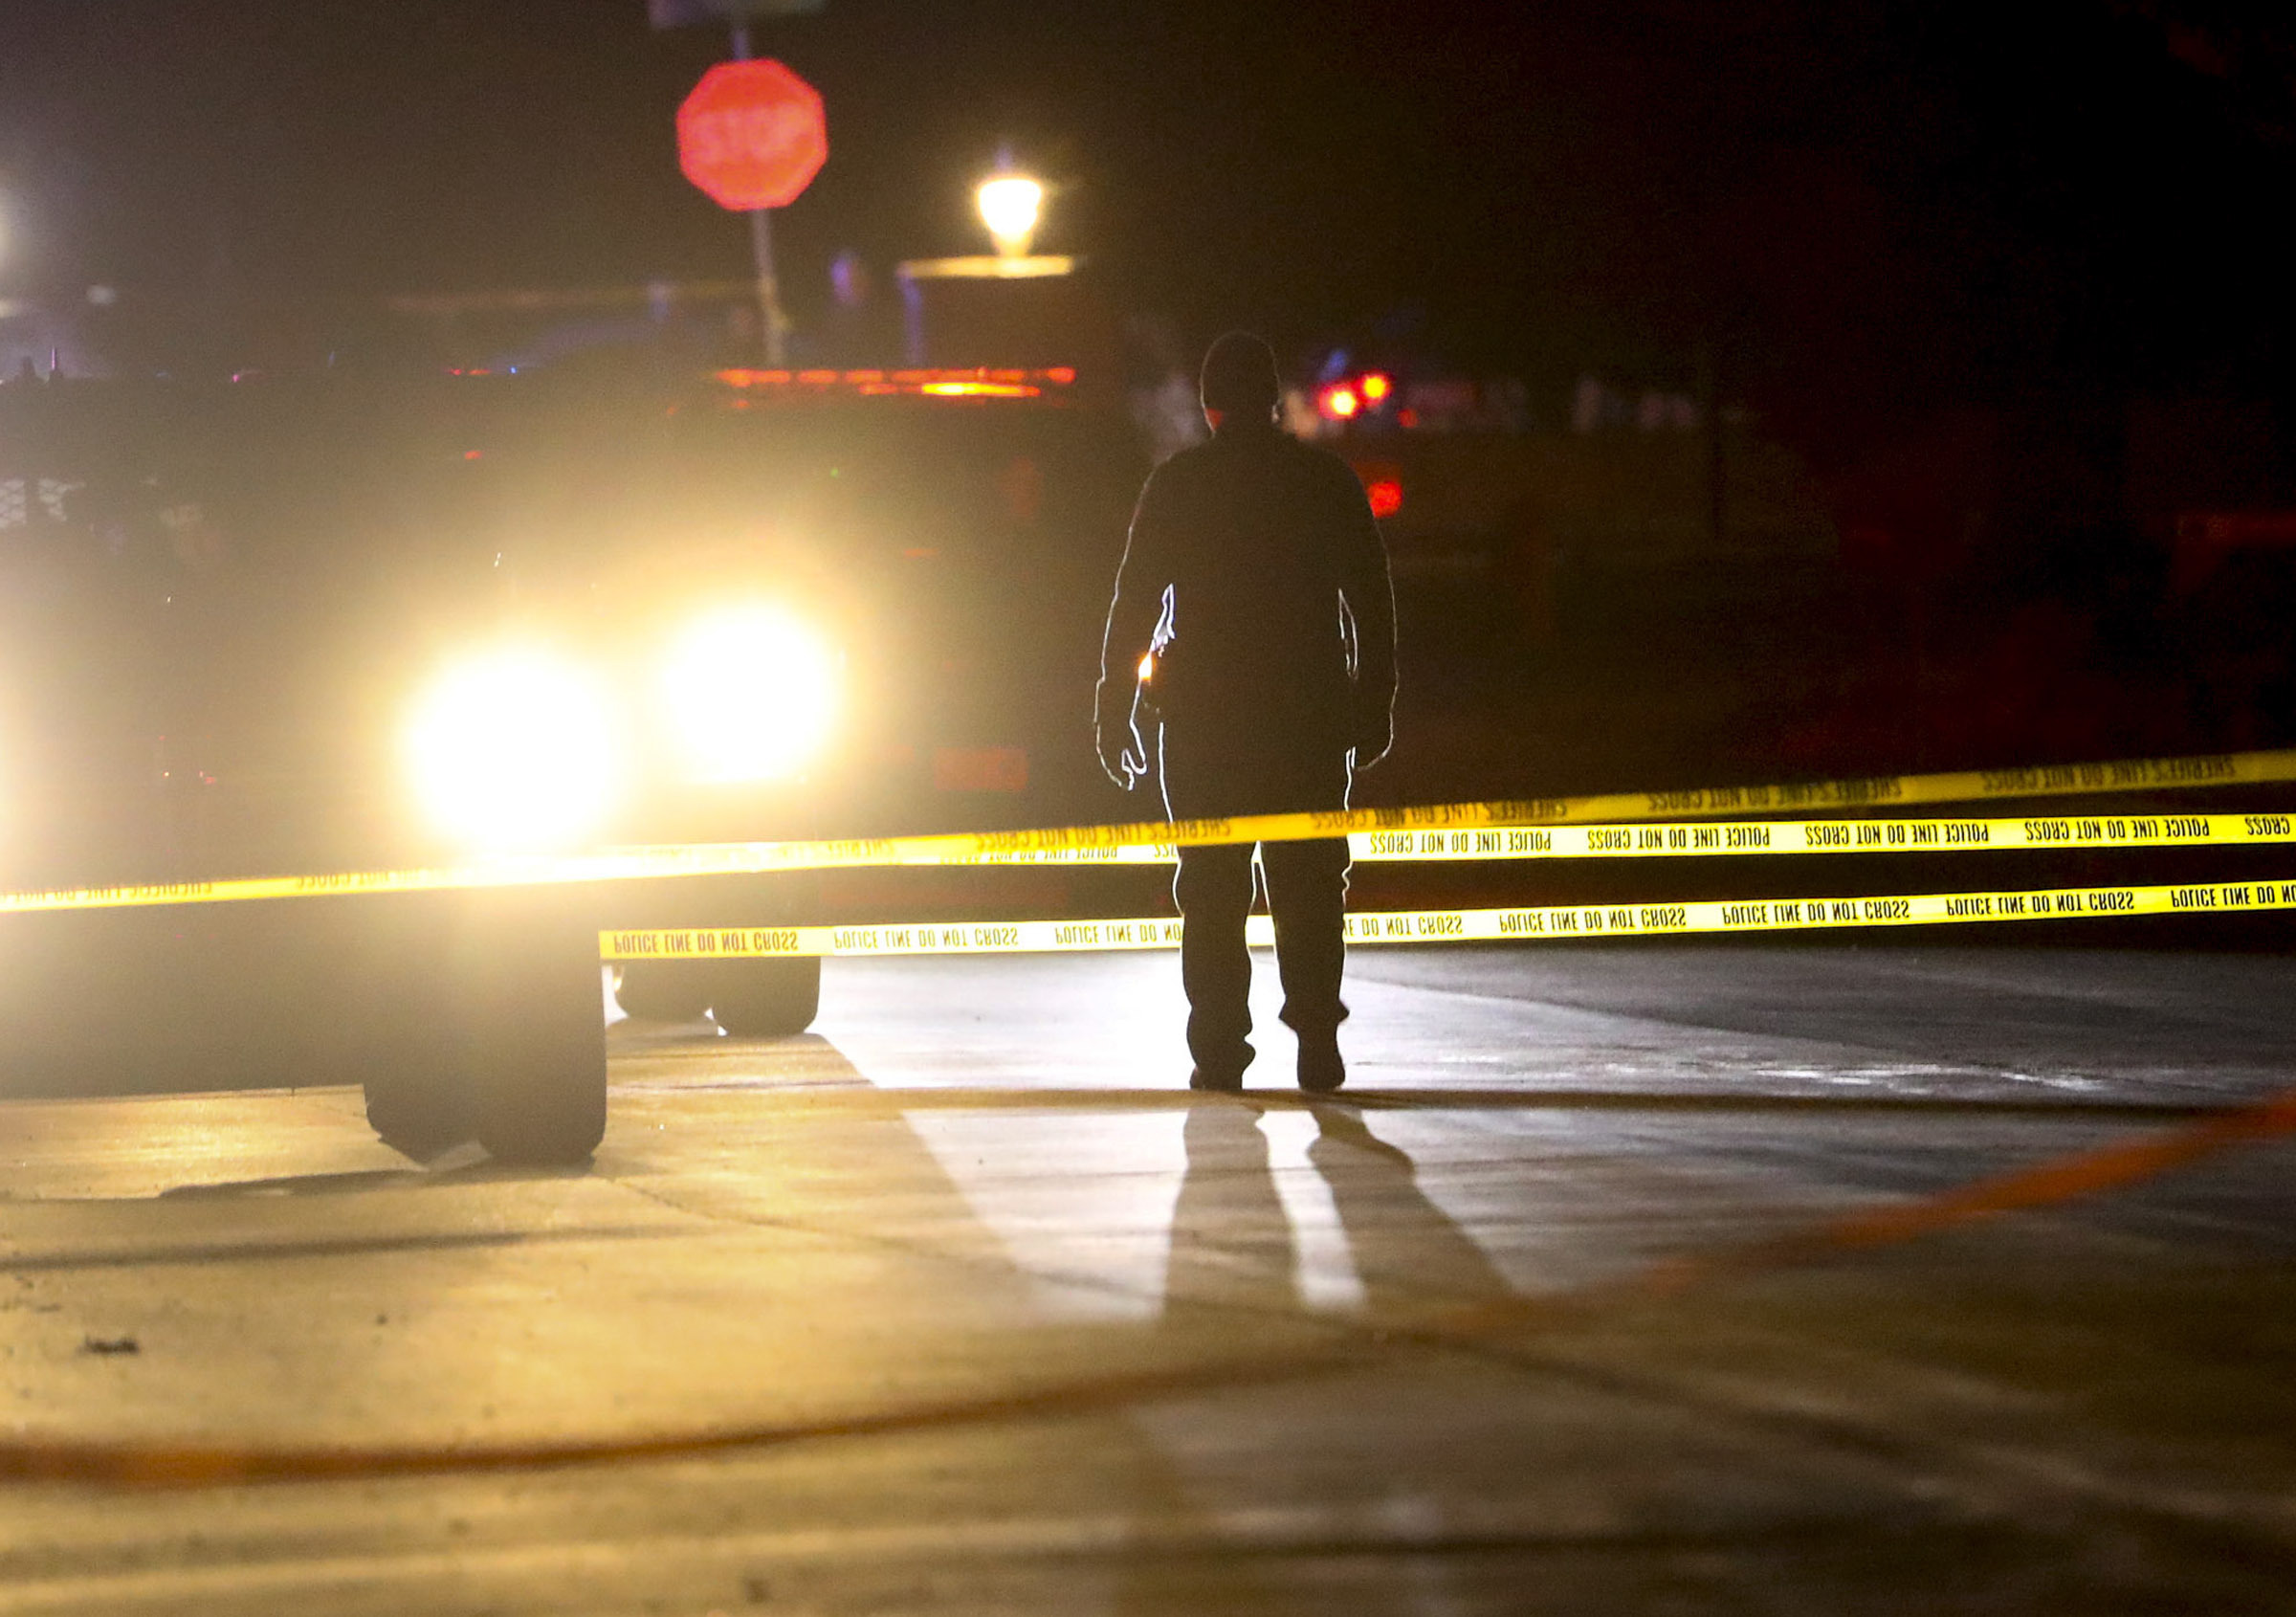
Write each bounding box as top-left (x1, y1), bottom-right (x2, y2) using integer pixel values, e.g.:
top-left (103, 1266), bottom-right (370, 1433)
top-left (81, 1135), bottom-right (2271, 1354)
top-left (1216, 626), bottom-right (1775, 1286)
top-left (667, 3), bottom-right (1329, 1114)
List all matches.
top-left (1094, 470), bottom-right (1176, 786)
top-left (1100, 474), bottom-right (1173, 690)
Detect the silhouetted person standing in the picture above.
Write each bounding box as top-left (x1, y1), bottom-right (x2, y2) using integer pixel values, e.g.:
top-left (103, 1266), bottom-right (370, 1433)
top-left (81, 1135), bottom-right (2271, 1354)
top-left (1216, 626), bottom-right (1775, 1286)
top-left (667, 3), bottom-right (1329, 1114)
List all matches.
top-left (1096, 332), bottom-right (1397, 1092)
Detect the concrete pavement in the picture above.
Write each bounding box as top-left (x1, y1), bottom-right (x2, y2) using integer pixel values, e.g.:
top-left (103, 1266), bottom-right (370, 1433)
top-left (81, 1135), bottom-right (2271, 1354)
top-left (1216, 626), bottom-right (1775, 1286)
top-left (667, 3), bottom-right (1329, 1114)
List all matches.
top-left (4, 943), bottom-right (2294, 1613)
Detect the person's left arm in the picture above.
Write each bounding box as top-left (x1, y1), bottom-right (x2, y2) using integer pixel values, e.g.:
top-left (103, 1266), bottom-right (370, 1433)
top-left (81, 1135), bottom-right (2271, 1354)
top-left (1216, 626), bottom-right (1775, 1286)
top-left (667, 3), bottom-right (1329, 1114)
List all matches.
top-left (1332, 462), bottom-right (1398, 767)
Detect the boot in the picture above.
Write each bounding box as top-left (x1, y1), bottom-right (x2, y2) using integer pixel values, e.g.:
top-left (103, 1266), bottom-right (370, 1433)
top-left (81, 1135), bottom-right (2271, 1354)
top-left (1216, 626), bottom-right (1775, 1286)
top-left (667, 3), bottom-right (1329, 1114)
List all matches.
top-left (1296, 1031), bottom-right (1345, 1094)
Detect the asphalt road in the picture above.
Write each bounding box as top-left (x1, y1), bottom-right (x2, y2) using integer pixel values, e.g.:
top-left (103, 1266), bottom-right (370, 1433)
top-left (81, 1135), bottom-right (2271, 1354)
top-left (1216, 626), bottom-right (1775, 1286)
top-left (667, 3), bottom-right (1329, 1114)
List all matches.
top-left (4, 941), bottom-right (2295, 1614)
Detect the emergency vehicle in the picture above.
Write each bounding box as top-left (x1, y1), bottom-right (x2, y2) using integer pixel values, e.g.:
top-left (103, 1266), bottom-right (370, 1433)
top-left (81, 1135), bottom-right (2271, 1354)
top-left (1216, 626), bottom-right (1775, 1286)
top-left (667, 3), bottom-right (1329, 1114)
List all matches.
top-left (0, 363), bottom-right (1143, 1161)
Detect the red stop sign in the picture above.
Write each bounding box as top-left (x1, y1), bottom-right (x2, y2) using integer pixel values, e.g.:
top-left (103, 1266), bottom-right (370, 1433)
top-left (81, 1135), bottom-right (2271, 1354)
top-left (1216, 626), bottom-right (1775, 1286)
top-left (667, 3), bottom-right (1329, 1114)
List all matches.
top-left (677, 59), bottom-right (827, 211)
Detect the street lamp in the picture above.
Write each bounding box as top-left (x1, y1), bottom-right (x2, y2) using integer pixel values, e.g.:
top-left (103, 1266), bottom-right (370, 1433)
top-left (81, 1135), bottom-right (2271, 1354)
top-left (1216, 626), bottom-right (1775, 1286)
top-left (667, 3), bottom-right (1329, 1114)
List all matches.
top-left (976, 174), bottom-right (1044, 258)
top-left (896, 170), bottom-right (1071, 358)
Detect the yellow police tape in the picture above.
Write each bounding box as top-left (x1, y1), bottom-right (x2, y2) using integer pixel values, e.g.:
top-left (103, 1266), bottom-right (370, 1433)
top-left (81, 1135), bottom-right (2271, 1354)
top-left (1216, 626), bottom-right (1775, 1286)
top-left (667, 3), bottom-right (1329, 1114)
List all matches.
top-left (1339, 808), bottom-right (2296, 863)
top-left (601, 875), bottom-right (2296, 961)
top-left (569, 807), bottom-right (2296, 882)
top-left (5, 746), bottom-right (2294, 918)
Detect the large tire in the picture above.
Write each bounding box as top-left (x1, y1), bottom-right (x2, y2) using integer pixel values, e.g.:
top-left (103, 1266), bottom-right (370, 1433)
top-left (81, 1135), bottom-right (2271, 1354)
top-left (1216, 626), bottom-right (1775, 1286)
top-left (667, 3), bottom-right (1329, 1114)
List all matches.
top-left (613, 959), bottom-right (714, 1021)
top-left (452, 893), bottom-right (609, 1166)
top-left (706, 956), bottom-right (822, 1037)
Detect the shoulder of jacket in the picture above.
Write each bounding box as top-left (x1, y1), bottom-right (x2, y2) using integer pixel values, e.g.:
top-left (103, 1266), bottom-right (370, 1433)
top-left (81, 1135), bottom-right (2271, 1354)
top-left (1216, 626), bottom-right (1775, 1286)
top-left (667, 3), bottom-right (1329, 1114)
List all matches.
top-left (1287, 436), bottom-right (1366, 489)
top-left (1156, 438), bottom-right (1225, 473)
top-left (1138, 441), bottom-right (1216, 494)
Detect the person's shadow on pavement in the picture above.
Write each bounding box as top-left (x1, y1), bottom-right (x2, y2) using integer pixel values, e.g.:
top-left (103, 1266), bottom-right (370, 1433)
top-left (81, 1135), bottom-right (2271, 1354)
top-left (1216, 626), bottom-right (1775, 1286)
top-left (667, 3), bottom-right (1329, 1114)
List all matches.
top-left (1167, 1099), bottom-right (1512, 1318)
top-left (1167, 1102), bottom-right (1299, 1316)
top-left (1304, 1104), bottom-right (1512, 1314)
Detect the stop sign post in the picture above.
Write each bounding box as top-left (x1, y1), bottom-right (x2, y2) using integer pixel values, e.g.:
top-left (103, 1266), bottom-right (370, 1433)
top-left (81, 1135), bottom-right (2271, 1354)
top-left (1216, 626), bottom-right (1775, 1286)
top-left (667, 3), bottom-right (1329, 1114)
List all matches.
top-left (676, 56), bottom-right (826, 364)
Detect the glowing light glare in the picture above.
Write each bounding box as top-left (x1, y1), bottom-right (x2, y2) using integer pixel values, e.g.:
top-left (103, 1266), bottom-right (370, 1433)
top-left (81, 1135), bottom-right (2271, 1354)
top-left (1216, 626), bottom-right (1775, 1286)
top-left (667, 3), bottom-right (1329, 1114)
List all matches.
top-left (976, 175), bottom-right (1045, 255)
top-left (1359, 372), bottom-right (1393, 405)
top-left (919, 380), bottom-right (1039, 398)
top-left (716, 366), bottom-right (1074, 397)
top-left (1318, 384), bottom-right (1360, 421)
top-left (1137, 652), bottom-right (1156, 682)
top-left (1365, 478), bottom-right (1404, 519)
top-left (406, 651), bottom-right (620, 851)
top-left (661, 605), bottom-right (839, 783)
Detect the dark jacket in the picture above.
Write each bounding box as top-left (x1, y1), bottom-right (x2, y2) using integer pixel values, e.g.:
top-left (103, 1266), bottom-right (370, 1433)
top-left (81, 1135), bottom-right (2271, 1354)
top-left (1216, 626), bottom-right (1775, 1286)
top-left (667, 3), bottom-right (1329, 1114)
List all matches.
top-left (1100, 420), bottom-right (1396, 753)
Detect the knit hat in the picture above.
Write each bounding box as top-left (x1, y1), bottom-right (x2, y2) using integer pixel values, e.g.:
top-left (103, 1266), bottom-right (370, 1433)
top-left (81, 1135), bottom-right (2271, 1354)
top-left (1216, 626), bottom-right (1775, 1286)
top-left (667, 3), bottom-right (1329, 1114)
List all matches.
top-left (1199, 331), bottom-right (1281, 417)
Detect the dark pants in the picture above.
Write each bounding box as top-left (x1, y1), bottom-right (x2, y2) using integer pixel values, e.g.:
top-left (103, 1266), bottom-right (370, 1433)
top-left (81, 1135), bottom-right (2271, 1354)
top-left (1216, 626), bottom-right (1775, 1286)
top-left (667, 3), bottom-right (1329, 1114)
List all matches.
top-left (1159, 723), bottom-right (1353, 1075)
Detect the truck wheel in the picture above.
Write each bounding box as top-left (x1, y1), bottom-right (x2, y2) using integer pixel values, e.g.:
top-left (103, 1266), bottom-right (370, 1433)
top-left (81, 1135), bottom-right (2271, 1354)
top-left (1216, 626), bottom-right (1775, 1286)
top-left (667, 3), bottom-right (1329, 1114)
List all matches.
top-left (453, 894), bottom-right (609, 1166)
top-left (613, 960), bottom-right (713, 1021)
top-left (707, 956), bottom-right (822, 1037)
top-left (472, 1005), bottom-right (607, 1165)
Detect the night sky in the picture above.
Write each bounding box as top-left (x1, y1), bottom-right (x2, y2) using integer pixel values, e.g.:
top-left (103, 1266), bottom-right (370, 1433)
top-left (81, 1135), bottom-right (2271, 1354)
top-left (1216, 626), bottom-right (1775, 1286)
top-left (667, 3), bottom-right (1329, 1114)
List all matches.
top-left (3, 1), bottom-right (2292, 447)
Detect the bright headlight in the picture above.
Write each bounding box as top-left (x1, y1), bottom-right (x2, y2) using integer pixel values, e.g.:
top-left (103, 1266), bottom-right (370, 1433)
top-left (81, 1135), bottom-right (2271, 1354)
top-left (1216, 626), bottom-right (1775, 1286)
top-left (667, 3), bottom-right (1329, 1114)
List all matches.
top-left (406, 649), bottom-right (621, 851)
top-left (660, 605), bottom-right (839, 783)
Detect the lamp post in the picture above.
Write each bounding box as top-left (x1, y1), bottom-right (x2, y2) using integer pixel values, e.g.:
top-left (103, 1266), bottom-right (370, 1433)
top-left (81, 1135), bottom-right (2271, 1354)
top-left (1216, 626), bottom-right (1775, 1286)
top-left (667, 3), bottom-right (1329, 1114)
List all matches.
top-left (893, 171), bottom-right (1071, 366)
